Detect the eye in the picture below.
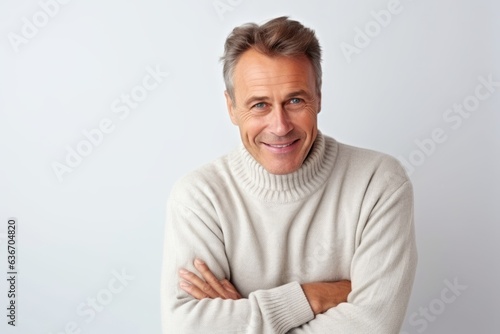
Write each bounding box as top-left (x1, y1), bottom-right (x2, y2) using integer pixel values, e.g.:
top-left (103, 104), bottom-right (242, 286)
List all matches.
top-left (285, 98), bottom-right (305, 111)
top-left (252, 102), bottom-right (270, 111)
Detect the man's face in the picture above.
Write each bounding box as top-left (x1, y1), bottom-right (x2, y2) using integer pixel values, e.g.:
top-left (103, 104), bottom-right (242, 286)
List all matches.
top-left (225, 48), bottom-right (321, 175)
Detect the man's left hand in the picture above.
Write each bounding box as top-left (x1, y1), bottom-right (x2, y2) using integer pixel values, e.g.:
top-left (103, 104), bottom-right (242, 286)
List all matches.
top-left (179, 258), bottom-right (242, 300)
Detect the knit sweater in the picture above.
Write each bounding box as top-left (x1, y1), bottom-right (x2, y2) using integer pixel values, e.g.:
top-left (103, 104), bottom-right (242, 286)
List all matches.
top-left (161, 131), bottom-right (417, 334)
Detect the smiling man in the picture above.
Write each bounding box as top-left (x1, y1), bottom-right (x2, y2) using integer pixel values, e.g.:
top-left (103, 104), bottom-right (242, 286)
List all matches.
top-left (226, 47), bottom-right (320, 176)
top-left (161, 16), bottom-right (417, 333)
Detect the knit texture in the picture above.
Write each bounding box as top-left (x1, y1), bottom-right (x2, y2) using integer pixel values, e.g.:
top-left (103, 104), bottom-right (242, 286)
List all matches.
top-left (161, 132), bottom-right (417, 333)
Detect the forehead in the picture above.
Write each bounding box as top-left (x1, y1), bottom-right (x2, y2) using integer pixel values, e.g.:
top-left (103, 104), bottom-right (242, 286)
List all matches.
top-left (233, 49), bottom-right (316, 95)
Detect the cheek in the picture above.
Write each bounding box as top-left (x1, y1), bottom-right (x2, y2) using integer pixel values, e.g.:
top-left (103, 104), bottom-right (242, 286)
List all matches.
top-left (297, 108), bottom-right (318, 128)
top-left (240, 114), bottom-right (265, 133)
top-left (237, 110), bottom-right (262, 130)
top-left (238, 118), bottom-right (264, 143)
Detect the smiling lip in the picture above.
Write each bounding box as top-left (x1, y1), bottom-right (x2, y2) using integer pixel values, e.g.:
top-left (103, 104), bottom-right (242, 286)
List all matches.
top-left (262, 139), bottom-right (299, 153)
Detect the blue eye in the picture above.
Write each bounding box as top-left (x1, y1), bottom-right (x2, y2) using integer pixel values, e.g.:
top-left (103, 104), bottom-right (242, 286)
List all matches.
top-left (286, 98), bottom-right (305, 111)
top-left (253, 102), bottom-right (267, 109)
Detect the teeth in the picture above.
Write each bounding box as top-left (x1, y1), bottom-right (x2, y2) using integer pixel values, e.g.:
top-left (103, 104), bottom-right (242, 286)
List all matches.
top-left (270, 143), bottom-right (292, 148)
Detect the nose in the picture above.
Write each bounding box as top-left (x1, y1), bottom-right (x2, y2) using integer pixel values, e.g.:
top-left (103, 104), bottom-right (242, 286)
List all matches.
top-left (269, 105), bottom-right (293, 136)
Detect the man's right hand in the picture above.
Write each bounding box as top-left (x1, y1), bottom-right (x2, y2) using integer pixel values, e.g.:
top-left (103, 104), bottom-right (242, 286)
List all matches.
top-left (179, 258), bottom-right (242, 300)
top-left (179, 258), bottom-right (351, 316)
top-left (301, 281), bottom-right (352, 315)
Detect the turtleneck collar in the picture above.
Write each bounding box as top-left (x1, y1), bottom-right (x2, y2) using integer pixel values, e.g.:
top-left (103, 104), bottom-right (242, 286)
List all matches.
top-left (228, 131), bottom-right (338, 203)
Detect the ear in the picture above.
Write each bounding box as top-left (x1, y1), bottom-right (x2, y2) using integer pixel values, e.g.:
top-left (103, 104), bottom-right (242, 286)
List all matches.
top-left (316, 92), bottom-right (322, 114)
top-left (225, 91), bottom-right (238, 125)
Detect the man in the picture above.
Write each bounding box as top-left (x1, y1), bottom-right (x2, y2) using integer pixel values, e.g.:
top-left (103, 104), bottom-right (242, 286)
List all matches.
top-left (161, 16), bottom-right (417, 333)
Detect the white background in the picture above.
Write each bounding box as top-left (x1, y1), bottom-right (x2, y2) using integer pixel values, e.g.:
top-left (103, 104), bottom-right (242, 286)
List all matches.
top-left (0, 0), bottom-right (498, 333)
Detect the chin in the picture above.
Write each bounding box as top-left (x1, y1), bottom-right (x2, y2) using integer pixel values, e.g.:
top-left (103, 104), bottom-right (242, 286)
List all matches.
top-left (264, 164), bottom-right (301, 175)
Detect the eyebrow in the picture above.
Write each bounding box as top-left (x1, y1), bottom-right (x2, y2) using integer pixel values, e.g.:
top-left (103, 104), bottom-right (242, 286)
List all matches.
top-left (284, 89), bottom-right (311, 100)
top-left (244, 90), bottom-right (312, 107)
top-left (244, 96), bottom-right (269, 107)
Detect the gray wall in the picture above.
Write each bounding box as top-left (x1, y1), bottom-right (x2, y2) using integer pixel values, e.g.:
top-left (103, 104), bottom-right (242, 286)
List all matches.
top-left (1, 0), bottom-right (498, 333)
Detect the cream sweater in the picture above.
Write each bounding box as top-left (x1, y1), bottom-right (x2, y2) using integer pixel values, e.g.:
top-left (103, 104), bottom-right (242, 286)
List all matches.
top-left (161, 132), bottom-right (417, 333)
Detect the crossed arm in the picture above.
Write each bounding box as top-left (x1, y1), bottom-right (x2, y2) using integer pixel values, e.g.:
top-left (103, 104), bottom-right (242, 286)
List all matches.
top-left (179, 258), bottom-right (352, 316)
top-left (162, 179), bottom-right (417, 333)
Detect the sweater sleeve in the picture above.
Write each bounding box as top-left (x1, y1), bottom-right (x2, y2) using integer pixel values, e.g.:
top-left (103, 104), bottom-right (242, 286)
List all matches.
top-left (161, 196), bottom-right (314, 334)
top-left (288, 180), bottom-right (418, 334)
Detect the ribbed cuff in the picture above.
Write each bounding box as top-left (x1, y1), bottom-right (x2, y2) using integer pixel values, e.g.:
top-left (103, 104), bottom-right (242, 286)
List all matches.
top-left (253, 281), bottom-right (314, 333)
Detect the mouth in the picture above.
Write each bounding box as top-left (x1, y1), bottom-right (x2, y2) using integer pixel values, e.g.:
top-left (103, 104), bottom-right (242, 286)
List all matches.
top-left (262, 139), bottom-right (300, 153)
top-left (266, 142), bottom-right (295, 148)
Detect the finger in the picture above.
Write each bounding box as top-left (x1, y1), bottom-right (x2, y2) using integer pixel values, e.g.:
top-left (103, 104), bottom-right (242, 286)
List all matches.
top-left (221, 279), bottom-right (242, 299)
top-left (179, 280), bottom-right (211, 300)
top-left (220, 279), bottom-right (236, 293)
top-left (193, 259), bottom-right (230, 298)
top-left (179, 268), bottom-right (219, 298)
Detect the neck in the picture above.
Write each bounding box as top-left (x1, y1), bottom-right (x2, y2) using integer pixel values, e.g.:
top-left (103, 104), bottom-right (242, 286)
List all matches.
top-left (229, 132), bottom-right (338, 203)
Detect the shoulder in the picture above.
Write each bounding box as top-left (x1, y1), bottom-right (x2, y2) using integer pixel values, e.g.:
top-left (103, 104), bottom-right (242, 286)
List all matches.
top-left (337, 140), bottom-right (407, 176)
top-left (168, 153), bottom-right (233, 207)
top-left (325, 135), bottom-right (411, 195)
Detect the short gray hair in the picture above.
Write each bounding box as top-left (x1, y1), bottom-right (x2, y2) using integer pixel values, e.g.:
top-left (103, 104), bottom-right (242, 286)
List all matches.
top-left (221, 16), bottom-right (322, 101)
